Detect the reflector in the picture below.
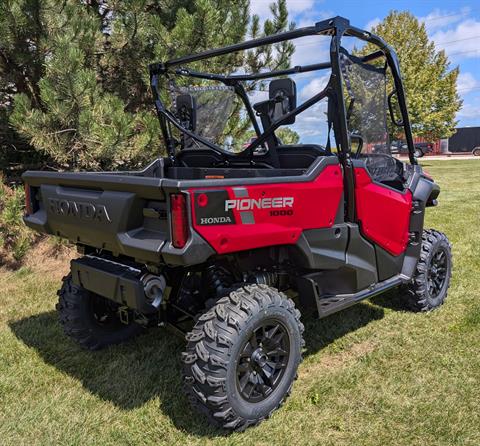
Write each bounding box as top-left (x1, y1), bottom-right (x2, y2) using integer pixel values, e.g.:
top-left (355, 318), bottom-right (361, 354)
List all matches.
top-left (170, 193), bottom-right (189, 248)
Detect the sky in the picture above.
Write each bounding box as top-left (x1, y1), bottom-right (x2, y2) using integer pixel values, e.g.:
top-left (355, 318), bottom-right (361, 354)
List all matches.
top-left (249, 0), bottom-right (480, 142)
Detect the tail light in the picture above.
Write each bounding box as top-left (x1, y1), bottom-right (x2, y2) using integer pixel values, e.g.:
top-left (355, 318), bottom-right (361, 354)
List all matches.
top-left (170, 193), bottom-right (189, 249)
top-left (24, 184), bottom-right (33, 216)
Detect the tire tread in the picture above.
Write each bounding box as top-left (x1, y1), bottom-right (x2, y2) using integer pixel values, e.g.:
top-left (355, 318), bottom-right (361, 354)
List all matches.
top-left (182, 284), bottom-right (304, 431)
top-left (405, 229), bottom-right (452, 311)
top-left (56, 274), bottom-right (142, 350)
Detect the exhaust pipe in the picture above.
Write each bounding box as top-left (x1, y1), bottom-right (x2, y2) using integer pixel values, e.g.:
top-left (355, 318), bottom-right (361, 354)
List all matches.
top-left (141, 273), bottom-right (166, 309)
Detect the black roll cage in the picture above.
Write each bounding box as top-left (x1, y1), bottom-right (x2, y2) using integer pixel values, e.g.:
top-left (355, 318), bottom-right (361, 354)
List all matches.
top-left (149, 16), bottom-right (416, 167)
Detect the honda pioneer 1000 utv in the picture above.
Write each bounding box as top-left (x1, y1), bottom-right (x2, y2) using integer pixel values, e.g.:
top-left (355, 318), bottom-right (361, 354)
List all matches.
top-left (23, 16), bottom-right (452, 431)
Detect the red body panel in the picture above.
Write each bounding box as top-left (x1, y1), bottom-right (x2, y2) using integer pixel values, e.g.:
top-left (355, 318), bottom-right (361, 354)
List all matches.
top-left (354, 167), bottom-right (412, 256)
top-left (189, 165), bottom-right (343, 254)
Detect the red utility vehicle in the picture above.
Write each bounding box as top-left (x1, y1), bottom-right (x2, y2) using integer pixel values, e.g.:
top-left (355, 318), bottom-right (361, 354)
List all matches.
top-left (23, 17), bottom-right (452, 431)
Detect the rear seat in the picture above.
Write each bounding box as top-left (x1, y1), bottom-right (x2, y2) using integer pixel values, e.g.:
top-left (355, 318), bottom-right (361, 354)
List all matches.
top-left (176, 144), bottom-right (331, 169)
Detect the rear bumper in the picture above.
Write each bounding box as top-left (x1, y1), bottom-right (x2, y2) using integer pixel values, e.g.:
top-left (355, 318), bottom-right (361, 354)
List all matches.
top-left (70, 256), bottom-right (157, 313)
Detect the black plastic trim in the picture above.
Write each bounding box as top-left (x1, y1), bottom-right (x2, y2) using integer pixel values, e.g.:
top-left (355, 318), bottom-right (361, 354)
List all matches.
top-left (401, 173), bottom-right (439, 279)
top-left (161, 156), bottom-right (339, 190)
top-left (296, 225), bottom-right (348, 270)
top-left (316, 275), bottom-right (403, 318)
top-left (345, 223), bottom-right (378, 290)
top-left (23, 170), bottom-right (165, 200)
top-left (375, 245), bottom-right (404, 281)
top-left (71, 256), bottom-right (158, 314)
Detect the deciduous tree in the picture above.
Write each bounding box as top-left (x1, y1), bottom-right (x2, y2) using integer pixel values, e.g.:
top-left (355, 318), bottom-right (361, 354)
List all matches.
top-left (358, 11), bottom-right (461, 140)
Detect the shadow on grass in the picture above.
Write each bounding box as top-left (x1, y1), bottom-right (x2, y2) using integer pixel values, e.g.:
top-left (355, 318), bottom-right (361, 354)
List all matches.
top-left (302, 302), bottom-right (385, 355)
top-left (369, 287), bottom-right (408, 312)
top-left (9, 301), bottom-right (385, 437)
top-left (10, 311), bottom-right (228, 437)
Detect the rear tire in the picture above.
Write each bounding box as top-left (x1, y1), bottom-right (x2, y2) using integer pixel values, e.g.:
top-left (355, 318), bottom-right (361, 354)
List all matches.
top-left (56, 274), bottom-right (143, 350)
top-left (404, 229), bottom-right (452, 311)
top-left (472, 147), bottom-right (480, 156)
top-left (182, 284), bottom-right (304, 431)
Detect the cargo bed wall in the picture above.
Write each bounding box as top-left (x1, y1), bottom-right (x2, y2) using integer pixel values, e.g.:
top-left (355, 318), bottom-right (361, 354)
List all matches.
top-left (23, 171), bottom-right (168, 264)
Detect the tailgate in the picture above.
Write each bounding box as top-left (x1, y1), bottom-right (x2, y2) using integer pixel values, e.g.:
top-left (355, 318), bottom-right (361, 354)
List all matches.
top-left (23, 171), bottom-right (168, 263)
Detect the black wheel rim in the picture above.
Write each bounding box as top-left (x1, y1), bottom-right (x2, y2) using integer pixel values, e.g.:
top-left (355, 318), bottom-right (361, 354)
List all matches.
top-left (236, 319), bottom-right (290, 403)
top-left (427, 247), bottom-right (448, 298)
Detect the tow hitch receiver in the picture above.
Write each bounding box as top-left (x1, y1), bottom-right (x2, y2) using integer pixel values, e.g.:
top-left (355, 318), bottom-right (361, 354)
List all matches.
top-left (118, 306), bottom-right (130, 325)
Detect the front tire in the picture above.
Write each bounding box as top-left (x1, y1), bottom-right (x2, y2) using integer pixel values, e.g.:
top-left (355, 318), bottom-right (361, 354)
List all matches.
top-left (405, 229), bottom-right (452, 311)
top-left (472, 147), bottom-right (480, 156)
top-left (56, 274), bottom-right (143, 350)
top-left (182, 284), bottom-right (304, 431)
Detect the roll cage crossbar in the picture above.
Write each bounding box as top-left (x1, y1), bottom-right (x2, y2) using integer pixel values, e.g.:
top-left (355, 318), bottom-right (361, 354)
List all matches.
top-left (149, 16), bottom-right (417, 166)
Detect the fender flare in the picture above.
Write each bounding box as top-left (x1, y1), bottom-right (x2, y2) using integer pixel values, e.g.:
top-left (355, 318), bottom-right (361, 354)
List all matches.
top-left (401, 175), bottom-right (440, 279)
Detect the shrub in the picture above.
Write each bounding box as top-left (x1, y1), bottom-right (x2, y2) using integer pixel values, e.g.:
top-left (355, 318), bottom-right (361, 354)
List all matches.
top-left (0, 178), bottom-right (36, 264)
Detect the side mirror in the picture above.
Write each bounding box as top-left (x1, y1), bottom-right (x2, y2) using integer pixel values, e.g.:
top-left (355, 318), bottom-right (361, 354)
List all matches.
top-left (269, 79), bottom-right (297, 124)
top-left (176, 94), bottom-right (197, 131)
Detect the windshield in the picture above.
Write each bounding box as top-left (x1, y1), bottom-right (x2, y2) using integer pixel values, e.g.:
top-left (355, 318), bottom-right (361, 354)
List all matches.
top-left (341, 51), bottom-right (389, 155)
top-left (168, 81), bottom-right (247, 151)
top-left (164, 69), bottom-right (334, 154)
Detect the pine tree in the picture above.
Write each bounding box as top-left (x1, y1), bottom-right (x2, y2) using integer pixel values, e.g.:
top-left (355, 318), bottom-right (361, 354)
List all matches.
top-left (358, 11), bottom-right (461, 140)
top-left (277, 128), bottom-right (300, 145)
top-left (0, 0), bottom-right (54, 176)
top-left (1, 0), bottom-right (296, 171)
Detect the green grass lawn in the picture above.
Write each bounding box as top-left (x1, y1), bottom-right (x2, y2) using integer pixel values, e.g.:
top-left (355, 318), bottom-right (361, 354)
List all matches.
top-left (1, 159), bottom-right (480, 446)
